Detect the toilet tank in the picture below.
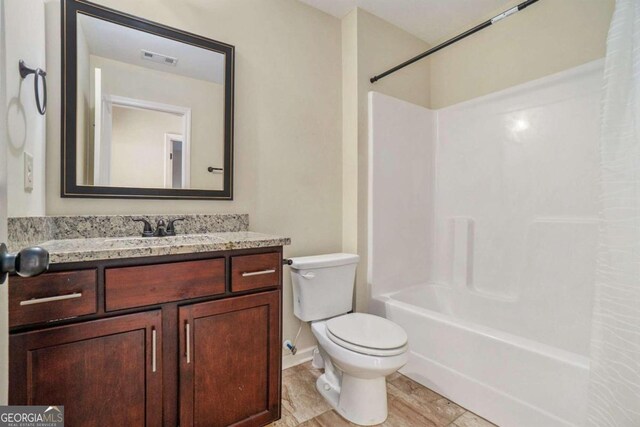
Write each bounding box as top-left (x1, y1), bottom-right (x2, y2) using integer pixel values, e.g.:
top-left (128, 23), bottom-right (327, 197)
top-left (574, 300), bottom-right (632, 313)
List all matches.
top-left (289, 253), bottom-right (360, 322)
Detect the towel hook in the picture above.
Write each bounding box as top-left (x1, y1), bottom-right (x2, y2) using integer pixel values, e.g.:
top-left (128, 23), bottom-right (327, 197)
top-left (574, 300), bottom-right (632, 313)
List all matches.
top-left (19, 60), bottom-right (47, 115)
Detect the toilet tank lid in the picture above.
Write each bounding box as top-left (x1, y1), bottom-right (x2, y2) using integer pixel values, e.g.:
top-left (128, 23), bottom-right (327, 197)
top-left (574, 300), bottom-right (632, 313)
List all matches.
top-left (289, 253), bottom-right (359, 269)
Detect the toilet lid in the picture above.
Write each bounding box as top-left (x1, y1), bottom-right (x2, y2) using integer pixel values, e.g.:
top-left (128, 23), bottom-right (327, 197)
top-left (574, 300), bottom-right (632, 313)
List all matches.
top-left (326, 313), bottom-right (408, 354)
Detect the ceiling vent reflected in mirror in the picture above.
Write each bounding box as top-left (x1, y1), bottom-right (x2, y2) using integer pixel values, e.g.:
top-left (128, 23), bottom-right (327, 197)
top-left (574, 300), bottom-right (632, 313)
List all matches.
top-left (141, 49), bottom-right (178, 66)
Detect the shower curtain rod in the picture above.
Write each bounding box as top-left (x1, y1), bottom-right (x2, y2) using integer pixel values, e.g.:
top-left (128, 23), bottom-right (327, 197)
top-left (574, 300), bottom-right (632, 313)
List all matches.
top-left (370, 0), bottom-right (541, 83)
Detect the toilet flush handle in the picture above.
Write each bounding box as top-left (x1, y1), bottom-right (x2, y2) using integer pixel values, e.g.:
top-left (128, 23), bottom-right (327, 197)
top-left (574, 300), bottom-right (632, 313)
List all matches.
top-left (301, 272), bottom-right (315, 279)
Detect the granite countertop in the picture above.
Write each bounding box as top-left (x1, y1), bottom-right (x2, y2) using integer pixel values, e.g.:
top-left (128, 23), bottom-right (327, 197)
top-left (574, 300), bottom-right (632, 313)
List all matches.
top-left (38, 231), bottom-right (291, 264)
top-left (8, 214), bottom-right (290, 264)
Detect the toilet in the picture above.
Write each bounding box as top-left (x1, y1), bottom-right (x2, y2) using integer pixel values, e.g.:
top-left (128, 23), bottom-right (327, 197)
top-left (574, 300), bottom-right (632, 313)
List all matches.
top-left (289, 253), bottom-right (409, 426)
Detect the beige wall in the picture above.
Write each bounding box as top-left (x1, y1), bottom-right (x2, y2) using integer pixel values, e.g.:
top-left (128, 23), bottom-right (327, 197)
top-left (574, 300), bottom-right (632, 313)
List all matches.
top-left (342, 8), bottom-right (431, 311)
top-left (44, 0), bottom-right (343, 365)
top-left (5, 0), bottom-right (46, 217)
top-left (429, 0), bottom-right (615, 108)
top-left (341, 11), bottom-right (358, 257)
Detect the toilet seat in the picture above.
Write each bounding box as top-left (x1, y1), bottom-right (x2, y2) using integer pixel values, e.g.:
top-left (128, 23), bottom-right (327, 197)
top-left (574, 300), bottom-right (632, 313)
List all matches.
top-left (325, 313), bottom-right (408, 357)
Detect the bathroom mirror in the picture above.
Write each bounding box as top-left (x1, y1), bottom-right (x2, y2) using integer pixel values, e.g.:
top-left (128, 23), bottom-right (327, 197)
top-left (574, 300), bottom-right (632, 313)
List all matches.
top-left (62, 0), bottom-right (234, 199)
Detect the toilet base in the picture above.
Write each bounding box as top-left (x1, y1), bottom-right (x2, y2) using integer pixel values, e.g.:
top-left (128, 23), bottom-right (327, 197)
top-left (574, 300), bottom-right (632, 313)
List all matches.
top-left (316, 373), bottom-right (388, 426)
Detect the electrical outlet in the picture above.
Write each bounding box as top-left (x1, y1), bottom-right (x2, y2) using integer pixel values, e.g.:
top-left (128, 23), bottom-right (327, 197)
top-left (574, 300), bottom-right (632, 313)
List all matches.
top-left (24, 152), bottom-right (34, 192)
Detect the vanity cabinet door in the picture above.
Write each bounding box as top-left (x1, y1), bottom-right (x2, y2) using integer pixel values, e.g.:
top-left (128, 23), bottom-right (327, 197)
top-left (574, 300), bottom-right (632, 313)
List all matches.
top-left (179, 291), bottom-right (281, 427)
top-left (10, 311), bottom-right (162, 427)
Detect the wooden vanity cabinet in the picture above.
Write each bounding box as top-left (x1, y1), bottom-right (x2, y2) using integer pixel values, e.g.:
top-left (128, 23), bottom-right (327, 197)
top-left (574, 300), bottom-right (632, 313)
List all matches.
top-left (179, 291), bottom-right (281, 427)
top-left (10, 311), bottom-right (163, 427)
top-left (9, 269), bottom-right (98, 327)
top-left (9, 247), bottom-right (283, 427)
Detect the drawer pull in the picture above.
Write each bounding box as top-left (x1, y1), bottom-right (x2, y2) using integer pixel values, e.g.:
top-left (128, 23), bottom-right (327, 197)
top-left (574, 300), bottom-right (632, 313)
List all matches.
top-left (185, 322), bottom-right (191, 364)
top-left (152, 328), bottom-right (157, 373)
top-left (241, 269), bottom-right (276, 277)
top-left (19, 292), bottom-right (82, 306)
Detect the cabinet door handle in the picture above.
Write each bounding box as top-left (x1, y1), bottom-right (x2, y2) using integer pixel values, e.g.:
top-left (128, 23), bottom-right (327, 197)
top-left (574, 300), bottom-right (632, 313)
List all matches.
top-left (242, 269), bottom-right (276, 277)
top-left (151, 327), bottom-right (157, 373)
top-left (19, 292), bottom-right (82, 306)
top-left (185, 322), bottom-right (191, 364)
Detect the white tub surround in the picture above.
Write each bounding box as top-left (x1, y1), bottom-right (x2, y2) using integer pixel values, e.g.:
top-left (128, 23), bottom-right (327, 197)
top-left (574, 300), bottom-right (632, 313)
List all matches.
top-left (368, 60), bottom-right (604, 427)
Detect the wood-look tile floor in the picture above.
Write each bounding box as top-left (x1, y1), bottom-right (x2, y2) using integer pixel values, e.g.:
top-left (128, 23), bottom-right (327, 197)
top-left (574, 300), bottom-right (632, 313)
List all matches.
top-left (269, 362), bottom-right (497, 427)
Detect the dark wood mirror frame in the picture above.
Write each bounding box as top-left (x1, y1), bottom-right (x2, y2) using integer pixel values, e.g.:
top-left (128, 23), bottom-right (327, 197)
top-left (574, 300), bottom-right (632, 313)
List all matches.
top-left (62, 0), bottom-right (234, 200)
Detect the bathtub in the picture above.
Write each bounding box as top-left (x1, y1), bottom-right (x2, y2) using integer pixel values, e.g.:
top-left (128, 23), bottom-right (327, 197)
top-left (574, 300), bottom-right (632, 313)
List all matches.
top-left (367, 63), bottom-right (603, 427)
top-left (371, 284), bottom-right (590, 427)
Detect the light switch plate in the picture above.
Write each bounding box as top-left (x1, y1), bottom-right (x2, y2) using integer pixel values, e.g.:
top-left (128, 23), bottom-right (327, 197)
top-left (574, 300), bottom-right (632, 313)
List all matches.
top-left (24, 152), bottom-right (34, 192)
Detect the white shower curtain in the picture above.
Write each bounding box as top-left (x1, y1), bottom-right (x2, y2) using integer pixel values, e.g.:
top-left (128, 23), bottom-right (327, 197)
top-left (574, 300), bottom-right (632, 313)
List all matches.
top-left (587, 0), bottom-right (640, 426)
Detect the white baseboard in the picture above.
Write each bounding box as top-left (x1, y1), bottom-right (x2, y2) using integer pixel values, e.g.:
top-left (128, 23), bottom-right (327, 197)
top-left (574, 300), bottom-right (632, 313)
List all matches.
top-left (282, 345), bottom-right (316, 370)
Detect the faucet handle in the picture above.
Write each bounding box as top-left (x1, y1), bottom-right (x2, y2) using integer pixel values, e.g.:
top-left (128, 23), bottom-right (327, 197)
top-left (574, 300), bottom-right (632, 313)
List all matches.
top-left (166, 218), bottom-right (185, 236)
top-left (132, 218), bottom-right (154, 237)
top-left (154, 219), bottom-right (168, 237)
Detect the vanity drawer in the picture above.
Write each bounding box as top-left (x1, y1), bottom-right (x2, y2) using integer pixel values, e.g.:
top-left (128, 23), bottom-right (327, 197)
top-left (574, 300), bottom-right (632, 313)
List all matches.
top-left (231, 252), bottom-right (281, 292)
top-left (105, 258), bottom-right (225, 311)
top-left (9, 270), bottom-right (98, 327)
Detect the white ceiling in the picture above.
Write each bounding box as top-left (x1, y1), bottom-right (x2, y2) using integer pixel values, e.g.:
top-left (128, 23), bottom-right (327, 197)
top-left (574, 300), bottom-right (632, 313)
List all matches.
top-left (298, 0), bottom-right (514, 44)
top-left (78, 13), bottom-right (225, 84)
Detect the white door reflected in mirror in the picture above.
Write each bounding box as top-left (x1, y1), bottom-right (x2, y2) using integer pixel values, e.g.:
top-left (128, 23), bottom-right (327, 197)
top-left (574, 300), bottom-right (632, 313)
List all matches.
top-left (92, 94), bottom-right (191, 189)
